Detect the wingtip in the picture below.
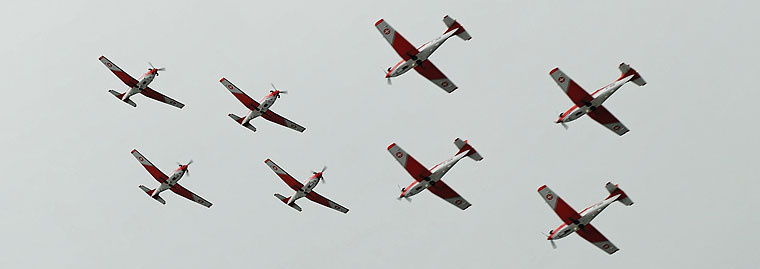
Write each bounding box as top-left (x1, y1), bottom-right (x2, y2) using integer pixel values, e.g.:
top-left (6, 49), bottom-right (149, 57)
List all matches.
top-left (550, 67), bottom-right (559, 74)
top-left (375, 19), bottom-right (384, 26)
top-left (537, 185), bottom-right (548, 191)
top-left (220, 77), bottom-right (226, 82)
top-left (98, 55), bottom-right (105, 60)
top-left (130, 149), bottom-right (137, 153)
top-left (264, 158), bottom-right (272, 163)
top-left (387, 143), bottom-right (397, 150)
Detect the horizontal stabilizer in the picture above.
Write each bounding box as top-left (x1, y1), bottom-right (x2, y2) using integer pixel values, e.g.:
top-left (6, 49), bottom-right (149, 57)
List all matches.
top-left (109, 90), bottom-right (136, 107)
top-left (139, 185), bottom-right (165, 204)
top-left (605, 182), bottom-right (634, 206)
top-left (618, 63), bottom-right (646, 86)
top-left (228, 114), bottom-right (256, 132)
top-left (274, 193), bottom-right (302, 212)
top-left (453, 138), bottom-right (483, 161)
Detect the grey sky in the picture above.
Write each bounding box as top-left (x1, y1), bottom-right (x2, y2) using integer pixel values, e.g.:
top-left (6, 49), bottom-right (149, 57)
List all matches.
top-left (1, 0), bottom-right (758, 268)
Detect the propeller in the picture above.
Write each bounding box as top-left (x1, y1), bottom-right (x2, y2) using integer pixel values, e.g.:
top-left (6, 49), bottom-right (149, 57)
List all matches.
top-left (148, 62), bottom-right (166, 75)
top-left (177, 160), bottom-right (193, 176)
top-left (270, 83), bottom-right (287, 98)
top-left (383, 69), bottom-right (392, 85)
top-left (312, 166), bottom-right (327, 183)
top-left (560, 121), bottom-right (569, 130)
top-left (541, 232), bottom-right (557, 249)
top-left (396, 184), bottom-right (411, 202)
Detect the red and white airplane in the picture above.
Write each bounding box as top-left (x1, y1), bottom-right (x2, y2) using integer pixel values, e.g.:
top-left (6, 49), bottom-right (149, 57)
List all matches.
top-left (375, 15), bottom-right (472, 93)
top-left (265, 159), bottom-right (348, 213)
top-left (551, 63), bottom-right (647, 136)
top-left (99, 56), bottom-right (184, 109)
top-left (131, 149), bottom-right (212, 208)
top-left (387, 138), bottom-right (483, 210)
top-left (220, 78), bottom-right (305, 133)
top-left (538, 182), bottom-right (634, 254)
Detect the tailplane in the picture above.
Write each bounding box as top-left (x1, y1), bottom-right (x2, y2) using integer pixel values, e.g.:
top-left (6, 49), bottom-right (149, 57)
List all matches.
top-left (617, 63), bottom-right (646, 86)
top-left (605, 182), bottom-right (633, 206)
top-left (274, 193), bottom-right (302, 212)
top-left (453, 138), bottom-right (483, 161)
top-left (228, 113), bottom-right (256, 132)
top-left (109, 90), bottom-right (136, 107)
top-left (443, 15), bottom-right (472, 41)
top-left (139, 185), bottom-right (166, 204)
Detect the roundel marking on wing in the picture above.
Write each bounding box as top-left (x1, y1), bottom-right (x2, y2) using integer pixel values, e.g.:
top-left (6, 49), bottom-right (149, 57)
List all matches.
top-left (227, 84), bottom-right (233, 90)
top-left (613, 125), bottom-right (621, 130)
top-left (395, 151), bottom-right (403, 158)
top-left (138, 157), bottom-right (145, 162)
top-left (558, 77), bottom-right (566, 83)
top-left (383, 28), bottom-right (391, 35)
top-left (441, 81), bottom-right (450, 87)
top-left (106, 63), bottom-right (113, 68)
top-left (602, 244), bottom-right (610, 249)
top-left (273, 166), bottom-right (278, 171)
top-left (455, 199), bottom-right (462, 205)
top-left (546, 193), bottom-right (554, 200)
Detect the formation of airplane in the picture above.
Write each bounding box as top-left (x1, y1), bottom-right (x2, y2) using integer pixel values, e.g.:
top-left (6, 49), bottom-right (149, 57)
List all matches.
top-left (131, 149), bottom-right (212, 208)
top-left (387, 138), bottom-right (483, 210)
top-left (220, 78), bottom-right (306, 133)
top-left (99, 56), bottom-right (184, 109)
top-left (104, 15), bottom-right (647, 255)
top-left (551, 63), bottom-right (647, 136)
top-left (376, 15), bottom-right (471, 93)
top-left (265, 159), bottom-right (349, 213)
top-left (538, 182), bottom-right (633, 254)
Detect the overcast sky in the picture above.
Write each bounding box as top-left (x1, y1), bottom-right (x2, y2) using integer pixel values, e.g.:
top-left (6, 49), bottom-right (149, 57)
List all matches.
top-left (1, 0), bottom-right (758, 268)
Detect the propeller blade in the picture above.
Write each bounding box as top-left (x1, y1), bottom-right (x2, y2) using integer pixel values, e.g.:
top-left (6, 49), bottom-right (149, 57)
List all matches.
top-left (404, 196), bottom-right (412, 202)
top-left (550, 239), bottom-right (557, 249)
top-left (149, 62), bottom-right (155, 69)
top-left (560, 122), bottom-right (569, 130)
top-left (387, 77), bottom-right (392, 85)
top-left (279, 90), bottom-right (288, 94)
top-left (321, 166), bottom-right (327, 173)
top-left (270, 83), bottom-right (277, 91)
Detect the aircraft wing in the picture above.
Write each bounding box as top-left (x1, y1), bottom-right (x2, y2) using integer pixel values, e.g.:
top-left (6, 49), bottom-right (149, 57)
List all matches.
top-left (220, 78), bottom-right (261, 110)
top-left (549, 68), bottom-right (593, 107)
top-left (169, 183), bottom-right (213, 208)
top-left (305, 191), bottom-right (349, 214)
top-left (265, 159), bottom-right (304, 191)
top-left (131, 149), bottom-right (168, 183)
top-left (537, 185), bottom-right (582, 225)
top-left (427, 179), bottom-right (471, 210)
top-left (587, 105), bottom-right (629, 136)
top-left (576, 224), bottom-right (620, 255)
top-left (387, 143), bottom-right (432, 182)
top-left (413, 60), bottom-right (458, 93)
top-left (262, 110), bottom-right (306, 132)
top-left (99, 56), bottom-right (138, 87)
top-left (375, 19), bottom-right (419, 61)
top-left (140, 87), bottom-right (185, 109)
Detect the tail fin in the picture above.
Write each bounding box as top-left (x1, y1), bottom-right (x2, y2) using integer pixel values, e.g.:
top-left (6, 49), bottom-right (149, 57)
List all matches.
top-left (274, 193), bottom-right (302, 212)
top-left (453, 138), bottom-right (483, 161)
top-left (139, 185), bottom-right (166, 204)
top-left (605, 182), bottom-right (633, 206)
top-left (443, 15), bottom-right (472, 41)
top-left (228, 114), bottom-right (256, 132)
top-left (109, 90), bottom-right (136, 107)
top-left (617, 63), bottom-right (646, 86)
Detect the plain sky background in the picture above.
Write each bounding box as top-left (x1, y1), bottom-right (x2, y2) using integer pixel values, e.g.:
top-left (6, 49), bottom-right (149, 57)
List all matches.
top-left (1, 0), bottom-right (758, 268)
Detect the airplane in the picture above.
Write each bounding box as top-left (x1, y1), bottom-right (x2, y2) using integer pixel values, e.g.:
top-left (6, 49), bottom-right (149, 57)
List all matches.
top-left (131, 149), bottom-right (212, 208)
top-left (375, 15), bottom-right (472, 93)
top-left (537, 182), bottom-right (634, 255)
top-left (220, 78), bottom-right (306, 133)
top-left (265, 159), bottom-right (348, 213)
top-left (550, 63), bottom-right (647, 136)
top-left (387, 138), bottom-right (483, 210)
top-left (99, 56), bottom-right (184, 108)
